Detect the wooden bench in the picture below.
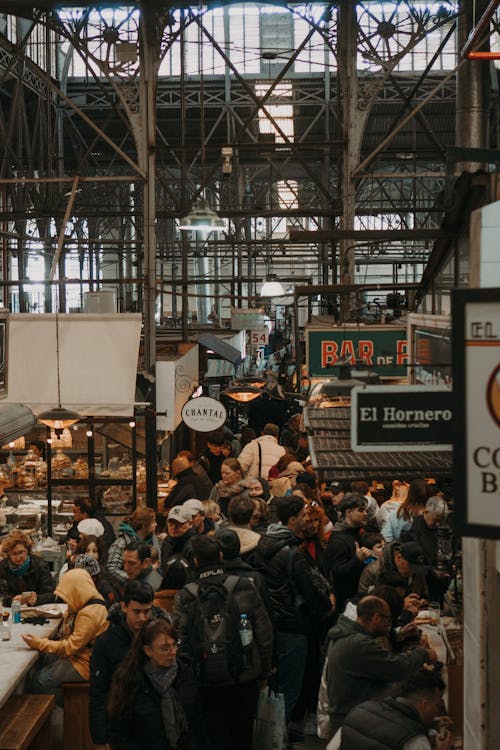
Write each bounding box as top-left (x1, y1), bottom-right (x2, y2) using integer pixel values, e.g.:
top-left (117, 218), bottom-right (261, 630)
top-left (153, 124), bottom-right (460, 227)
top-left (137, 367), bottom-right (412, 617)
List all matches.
top-left (0, 694), bottom-right (55, 750)
top-left (62, 682), bottom-right (99, 750)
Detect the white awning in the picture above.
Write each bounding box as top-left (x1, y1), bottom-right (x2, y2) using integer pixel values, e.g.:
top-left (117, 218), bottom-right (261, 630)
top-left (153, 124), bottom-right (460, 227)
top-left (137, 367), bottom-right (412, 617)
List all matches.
top-left (5, 314), bottom-right (142, 417)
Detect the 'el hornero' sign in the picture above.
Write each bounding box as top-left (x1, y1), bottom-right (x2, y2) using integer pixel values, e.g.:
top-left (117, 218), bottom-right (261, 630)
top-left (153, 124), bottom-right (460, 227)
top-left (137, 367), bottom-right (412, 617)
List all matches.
top-left (351, 386), bottom-right (453, 452)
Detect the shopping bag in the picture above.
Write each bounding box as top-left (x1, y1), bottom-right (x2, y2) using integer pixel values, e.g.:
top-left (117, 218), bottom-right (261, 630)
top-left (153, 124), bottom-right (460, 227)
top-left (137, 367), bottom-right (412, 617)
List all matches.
top-left (253, 687), bottom-right (287, 750)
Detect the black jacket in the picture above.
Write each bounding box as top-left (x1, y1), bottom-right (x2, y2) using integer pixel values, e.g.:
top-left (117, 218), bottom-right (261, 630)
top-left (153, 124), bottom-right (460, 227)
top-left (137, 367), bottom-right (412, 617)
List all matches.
top-left (403, 515), bottom-right (437, 566)
top-left (326, 615), bottom-right (428, 733)
top-left (222, 557), bottom-right (272, 616)
top-left (256, 525), bottom-right (331, 634)
top-left (173, 564), bottom-right (273, 686)
top-left (165, 467), bottom-right (209, 509)
top-left (340, 697), bottom-right (427, 750)
top-left (89, 603), bottom-right (171, 744)
top-left (323, 523), bottom-right (365, 614)
top-left (160, 529), bottom-right (197, 573)
top-left (198, 450), bottom-right (225, 485)
top-left (108, 659), bottom-right (200, 750)
top-left (0, 554), bottom-right (55, 606)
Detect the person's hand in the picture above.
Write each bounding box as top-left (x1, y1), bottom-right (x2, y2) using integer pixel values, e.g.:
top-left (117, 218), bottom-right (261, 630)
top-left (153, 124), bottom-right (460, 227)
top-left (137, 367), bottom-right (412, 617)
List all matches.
top-left (434, 728), bottom-right (454, 750)
top-left (94, 745), bottom-right (110, 750)
top-left (404, 593), bottom-right (421, 614)
top-left (329, 593), bottom-right (336, 610)
top-left (398, 622), bottom-right (419, 640)
top-left (355, 544), bottom-right (372, 561)
top-left (21, 634), bottom-right (38, 650)
top-left (21, 591), bottom-right (37, 606)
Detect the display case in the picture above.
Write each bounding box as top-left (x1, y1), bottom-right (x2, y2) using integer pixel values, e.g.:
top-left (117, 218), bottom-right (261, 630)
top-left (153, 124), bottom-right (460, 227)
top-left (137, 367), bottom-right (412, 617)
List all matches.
top-left (45, 418), bottom-right (139, 533)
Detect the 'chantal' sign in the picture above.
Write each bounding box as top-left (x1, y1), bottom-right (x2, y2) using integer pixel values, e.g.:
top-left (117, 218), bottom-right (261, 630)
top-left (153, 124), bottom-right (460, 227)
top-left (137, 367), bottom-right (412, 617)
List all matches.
top-left (351, 385), bottom-right (453, 452)
top-left (181, 396), bottom-right (227, 433)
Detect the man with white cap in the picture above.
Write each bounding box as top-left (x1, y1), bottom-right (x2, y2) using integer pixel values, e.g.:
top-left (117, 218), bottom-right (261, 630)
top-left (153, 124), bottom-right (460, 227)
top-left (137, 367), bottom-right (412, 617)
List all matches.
top-left (183, 498), bottom-right (214, 535)
top-left (160, 505), bottom-right (197, 574)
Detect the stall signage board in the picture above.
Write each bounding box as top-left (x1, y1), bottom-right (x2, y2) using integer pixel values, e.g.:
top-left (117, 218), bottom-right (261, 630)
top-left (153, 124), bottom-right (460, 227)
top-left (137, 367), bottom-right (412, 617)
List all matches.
top-left (181, 396), bottom-right (227, 432)
top-left (453, 289), bottom-right (500, 539)
top-left (351, 385), bottom-right (453, 452)
top-left (306, 326), bottom-right (408, 378)
top-left (250, 328), bottom-right (269, 347)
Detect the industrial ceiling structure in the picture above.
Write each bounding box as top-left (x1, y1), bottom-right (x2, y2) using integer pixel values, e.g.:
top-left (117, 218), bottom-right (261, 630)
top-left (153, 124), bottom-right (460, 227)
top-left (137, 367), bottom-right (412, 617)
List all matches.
top-left (0, 1), bottom-right (497, 357)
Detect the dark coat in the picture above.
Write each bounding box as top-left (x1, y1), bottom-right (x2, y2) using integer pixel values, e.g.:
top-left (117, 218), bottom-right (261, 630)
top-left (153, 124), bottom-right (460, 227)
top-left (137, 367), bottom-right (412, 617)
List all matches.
top-left (89, 603), bottom-right (171, 744)
top-left (160, 529), bottom-right (197, 574)
top-left (198, 450), bottom-right (225, 485)
top-left (340, 697), bottom-right (427, 750)
top-left (165, 467), bottom-right (209, 509)
top-left (0, 554), bottom-right (55, 606)
top-left (173, 564), bottom-right (273, 686)
top-left (256, 526), bottom-right (331, 634)
top-left (323, 523), bottom-right (365, 614)
top-left (326, 615), bottom-right (428, 733)
top-left (108, 660), bottom-right (199, 750)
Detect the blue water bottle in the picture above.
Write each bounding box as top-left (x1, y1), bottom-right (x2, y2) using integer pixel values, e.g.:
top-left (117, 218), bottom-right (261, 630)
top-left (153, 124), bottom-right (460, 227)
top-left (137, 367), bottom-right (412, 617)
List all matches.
top-left (11, 600), bottom-right (21, 624)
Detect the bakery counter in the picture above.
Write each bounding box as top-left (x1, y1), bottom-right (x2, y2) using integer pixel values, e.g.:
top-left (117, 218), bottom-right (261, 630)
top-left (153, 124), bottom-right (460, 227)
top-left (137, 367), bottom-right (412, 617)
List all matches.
top-left (0, 604), bottom-right (65, 710)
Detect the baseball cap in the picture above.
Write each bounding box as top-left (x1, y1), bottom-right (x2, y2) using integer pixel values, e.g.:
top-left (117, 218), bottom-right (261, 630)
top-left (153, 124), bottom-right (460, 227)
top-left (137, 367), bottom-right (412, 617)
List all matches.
top-left (167, 505), bottom-right (192, 524)
top-left (74, 553), bottom-right (101, 577)
top-left (183, 499), bottom-right (205, 516)
top-left (400, 542), bottom-right (429, 574)
top-left (77, 518), bottom-right (105, 538)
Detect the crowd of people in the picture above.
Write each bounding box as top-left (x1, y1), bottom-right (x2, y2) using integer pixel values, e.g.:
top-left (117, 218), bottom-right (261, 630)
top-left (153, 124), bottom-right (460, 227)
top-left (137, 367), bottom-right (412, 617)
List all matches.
top-left (0, 417), bottom-right (456, 750)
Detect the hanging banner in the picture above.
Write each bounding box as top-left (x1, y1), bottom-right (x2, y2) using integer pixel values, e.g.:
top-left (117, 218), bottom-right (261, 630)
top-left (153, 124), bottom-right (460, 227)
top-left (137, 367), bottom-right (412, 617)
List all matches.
top-left (306, 325), bottom-right (408, 378)
top-left (453, 288), bottom-right (500, 539)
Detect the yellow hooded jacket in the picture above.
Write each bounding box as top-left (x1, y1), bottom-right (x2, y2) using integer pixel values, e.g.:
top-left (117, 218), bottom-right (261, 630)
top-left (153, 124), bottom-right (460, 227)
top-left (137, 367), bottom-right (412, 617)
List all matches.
top-left (27, 568), bottom-right (109, 679)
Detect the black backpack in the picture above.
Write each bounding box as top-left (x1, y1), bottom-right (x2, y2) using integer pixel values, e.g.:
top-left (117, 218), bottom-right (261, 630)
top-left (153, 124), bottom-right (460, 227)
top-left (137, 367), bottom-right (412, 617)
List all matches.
top-left (184, 575), bottom-right (246, 685)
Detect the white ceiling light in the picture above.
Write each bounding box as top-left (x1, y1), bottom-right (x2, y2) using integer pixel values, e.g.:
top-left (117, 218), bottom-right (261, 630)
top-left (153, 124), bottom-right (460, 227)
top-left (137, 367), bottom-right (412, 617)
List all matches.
top-left (179, 198), bottom-right (225, 232)
top-left (261, 275), bottom-right (285, 297)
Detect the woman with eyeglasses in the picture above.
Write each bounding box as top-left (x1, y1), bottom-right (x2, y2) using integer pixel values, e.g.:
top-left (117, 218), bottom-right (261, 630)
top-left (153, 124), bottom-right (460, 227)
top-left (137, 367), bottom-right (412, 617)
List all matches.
top-left (108, 619), bottom-right (200, 750)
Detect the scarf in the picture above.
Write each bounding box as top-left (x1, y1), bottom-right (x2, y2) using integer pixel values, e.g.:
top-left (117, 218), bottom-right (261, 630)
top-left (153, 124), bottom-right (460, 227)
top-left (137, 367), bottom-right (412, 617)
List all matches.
top-left (144, 659), bottom-right (187, 749)
top-left (9, 555), bottom-right (31, 577)
top-left (216, 481), bottom-right (243, 499)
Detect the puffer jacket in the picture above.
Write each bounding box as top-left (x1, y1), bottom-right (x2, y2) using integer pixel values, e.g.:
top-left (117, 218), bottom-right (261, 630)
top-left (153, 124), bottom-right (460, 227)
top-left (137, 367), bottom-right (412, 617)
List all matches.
top-left (340, 697), bottom-right (427, 750)
top-left (27, 568), bottom-right (108, 679)
top-left (89, 602), bottom-right (171, 744)
top-left (237, 435), bottom-right (285, 479)
top-left (173, 564), bottom-right (273, 686)
top-left (326, 614), bottom-right (428, 733)
top-left (0, 554), bottom-right (55, 606)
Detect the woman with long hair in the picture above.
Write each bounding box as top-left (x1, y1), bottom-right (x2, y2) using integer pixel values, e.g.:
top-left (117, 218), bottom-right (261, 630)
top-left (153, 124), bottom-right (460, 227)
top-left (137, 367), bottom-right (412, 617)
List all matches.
top-left (107, 507), bottom-right (160, 581)
top-left (208, 457), bottom-right (245, 517)
top-left (107, 620), bottom-right (199, 750)
top-left (381, 478), bottom-right (428, 542)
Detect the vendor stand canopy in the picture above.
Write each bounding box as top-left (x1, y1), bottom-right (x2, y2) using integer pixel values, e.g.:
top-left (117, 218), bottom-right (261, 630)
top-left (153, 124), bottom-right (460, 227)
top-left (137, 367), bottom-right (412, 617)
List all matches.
top-left (304, 407), bottom-right (453, 482)
top-left (0, 403), bottom-right (35, 445)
